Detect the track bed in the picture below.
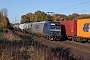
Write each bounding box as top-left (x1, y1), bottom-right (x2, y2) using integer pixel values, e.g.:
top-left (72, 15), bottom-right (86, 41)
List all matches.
top-left (14, 31), bottom-right (90, 60)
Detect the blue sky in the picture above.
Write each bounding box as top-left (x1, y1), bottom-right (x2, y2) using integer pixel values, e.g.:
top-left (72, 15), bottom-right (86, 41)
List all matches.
top-left (0, 0), bottom-right (90, 23)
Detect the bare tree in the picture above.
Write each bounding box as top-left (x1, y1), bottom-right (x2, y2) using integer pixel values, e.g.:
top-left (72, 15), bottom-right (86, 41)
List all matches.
top-left (1, 8), bottom-right (8, 17)
top-left (0, 11), bottom-right (1, 27)
top-left (0, 10), bottom-right (3, 22)
top-left (0, 8), bottom-right (8, 23)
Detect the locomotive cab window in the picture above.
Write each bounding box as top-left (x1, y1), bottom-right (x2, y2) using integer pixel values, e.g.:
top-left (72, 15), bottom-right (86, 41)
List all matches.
top-left (56, 23), bottom-right (61, 29)
top-left (50, 22), bottom-right (60, 29)
top-left (50, 23), bottom-right (55, 29)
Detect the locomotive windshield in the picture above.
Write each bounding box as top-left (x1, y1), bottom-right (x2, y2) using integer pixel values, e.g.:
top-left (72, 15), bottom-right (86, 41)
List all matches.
top-left (50, 22), bottom-right (61, 29)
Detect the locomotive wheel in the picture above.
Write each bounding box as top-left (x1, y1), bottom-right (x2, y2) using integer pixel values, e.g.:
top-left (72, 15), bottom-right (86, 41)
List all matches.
top-left (48, 36), bottom-right (54, 41)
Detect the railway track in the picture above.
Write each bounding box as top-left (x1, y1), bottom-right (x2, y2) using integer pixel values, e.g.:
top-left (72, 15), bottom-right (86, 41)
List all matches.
top-left (14, 31), bottom-right (90, 60)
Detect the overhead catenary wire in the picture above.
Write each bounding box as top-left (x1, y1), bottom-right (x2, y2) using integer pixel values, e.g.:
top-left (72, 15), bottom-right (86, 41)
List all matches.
top-left (77, 9), bottom-right (90, 13)
top-left (54, 0), bottom-right (90, 12)
top-left (51, 0), bottom-right (72, 9)
top-left (63, 9), bottom-right (90, 15)
top-left (46, 0), bottom-right (72, 10)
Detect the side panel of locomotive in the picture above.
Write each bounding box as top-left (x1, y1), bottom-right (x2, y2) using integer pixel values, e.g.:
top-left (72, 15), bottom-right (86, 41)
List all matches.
top-left (30, 21), bottom-right (45, 35)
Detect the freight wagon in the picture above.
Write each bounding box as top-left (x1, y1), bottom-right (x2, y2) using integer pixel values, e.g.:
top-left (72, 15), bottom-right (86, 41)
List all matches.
top-left (60, 18), bottom-right (90, 43)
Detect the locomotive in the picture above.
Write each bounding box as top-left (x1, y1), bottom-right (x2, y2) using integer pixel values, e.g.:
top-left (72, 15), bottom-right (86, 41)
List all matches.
top-left (13, 20), bottom-right (62, 41)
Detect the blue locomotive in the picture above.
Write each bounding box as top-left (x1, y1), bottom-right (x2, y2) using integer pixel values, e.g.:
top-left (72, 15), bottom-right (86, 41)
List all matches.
top-left (13, 20), bottom-right (62, 40)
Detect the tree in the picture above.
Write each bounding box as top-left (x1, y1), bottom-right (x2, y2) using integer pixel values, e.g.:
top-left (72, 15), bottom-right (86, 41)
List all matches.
top-left (1, 8), bottom-right (8, 17)
top-left (0, 8), bottom-right (11, 29)
top-left (78, 14), bottom-right (90, 19)
top-left (26, 12), bottom-right (33, 22)
top-left (52, 14), bottom-right (66, 21)
top-left (20, 10), bottom-right (90, 23)
top-left (30, 14), bottom-right (36, 22)
top-left (71, 13), bottom-right (79, 19)
top-left (1, 16), bottom-right (10, 28)
top-left (34, 10), bottom-right (46, 21)
top-left (0, 10), bottom-right (3, 23)
top-left (0, 12), bottom-right (1, 26)
top-left (21, 15), bottom-right (28, 23)
top-left (20, 10), bottom-right (49, 23)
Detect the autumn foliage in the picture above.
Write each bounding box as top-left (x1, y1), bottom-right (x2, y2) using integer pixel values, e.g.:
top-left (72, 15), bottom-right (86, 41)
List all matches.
top-left (0, 8), bottom-right (10, 29)
top-left (21, 10), bottom-right (51, 23)
top-left (0, 16), bottom-right (10, 28)
top-left (21, 10), bottom-right (90, 23)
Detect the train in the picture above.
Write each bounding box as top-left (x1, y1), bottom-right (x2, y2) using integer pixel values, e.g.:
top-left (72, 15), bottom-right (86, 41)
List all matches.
top-left (13, 20), bottom-right (62, 41)
top-left (13, 18), bottom-right (90, 43)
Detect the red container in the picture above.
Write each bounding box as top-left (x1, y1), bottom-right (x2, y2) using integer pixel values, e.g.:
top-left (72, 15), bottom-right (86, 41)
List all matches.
top-left (60, 20), bottom-right (77, 36)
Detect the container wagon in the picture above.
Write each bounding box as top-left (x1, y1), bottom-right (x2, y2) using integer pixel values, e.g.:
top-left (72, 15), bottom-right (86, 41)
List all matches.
top-left (60, 20), bottom-right (77, 40)
top-left (60, 18), bottom-right (90, 43)
top-left (76, 18), bottom-right (90, 43)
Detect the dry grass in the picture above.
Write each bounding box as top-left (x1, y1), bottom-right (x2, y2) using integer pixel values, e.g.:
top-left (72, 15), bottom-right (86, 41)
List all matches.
top-left (0, 31), bottom-right (32, 60)
top-left (0, 31), bottom-right (21, 41)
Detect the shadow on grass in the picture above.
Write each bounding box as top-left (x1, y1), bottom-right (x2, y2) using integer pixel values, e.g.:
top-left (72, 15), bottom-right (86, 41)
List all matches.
top-left (51, 47), bottom-right (77, 60)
